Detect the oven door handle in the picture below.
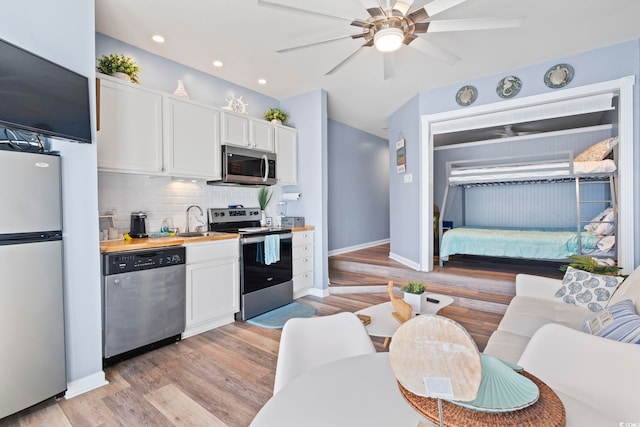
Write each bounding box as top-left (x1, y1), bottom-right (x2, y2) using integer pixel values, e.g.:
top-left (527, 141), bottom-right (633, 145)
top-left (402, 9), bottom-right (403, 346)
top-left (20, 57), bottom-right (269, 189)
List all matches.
top-left (241, 233), bottom-right (292, 245)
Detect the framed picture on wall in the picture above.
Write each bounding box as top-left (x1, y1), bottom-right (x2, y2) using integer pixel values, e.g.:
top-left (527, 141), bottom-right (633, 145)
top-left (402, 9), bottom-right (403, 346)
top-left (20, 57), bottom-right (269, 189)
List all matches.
top-left (396, 138), bottom-right (406, 173)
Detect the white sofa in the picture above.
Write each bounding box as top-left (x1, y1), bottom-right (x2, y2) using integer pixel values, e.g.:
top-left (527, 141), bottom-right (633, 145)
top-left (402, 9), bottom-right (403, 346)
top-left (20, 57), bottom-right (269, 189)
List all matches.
top-left (483, 267), bottom-right (640, 425)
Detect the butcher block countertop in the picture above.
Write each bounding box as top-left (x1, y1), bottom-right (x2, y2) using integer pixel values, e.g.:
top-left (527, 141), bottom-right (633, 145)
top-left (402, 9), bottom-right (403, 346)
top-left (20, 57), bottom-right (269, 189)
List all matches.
top-left (100, 232), bottom-right (239, 253)
top-left (99, 225), bottom-right (314, 253)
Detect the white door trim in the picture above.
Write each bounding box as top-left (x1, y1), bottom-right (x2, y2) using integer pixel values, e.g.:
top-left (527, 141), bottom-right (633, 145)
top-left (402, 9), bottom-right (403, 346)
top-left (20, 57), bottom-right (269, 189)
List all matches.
top-left (420, 76), bottom-right (635, 273)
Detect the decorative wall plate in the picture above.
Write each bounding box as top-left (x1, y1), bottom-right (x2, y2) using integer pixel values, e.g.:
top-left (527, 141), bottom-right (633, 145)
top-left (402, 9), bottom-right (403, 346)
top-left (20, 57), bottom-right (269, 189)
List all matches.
top-left (456, 85), bottom-right (477, 106)
top-left (496, 76), bottom-right (522, 98)
top-left (223, 94), bottom-right (248, 114)
top-left (544, 63), bottom-right (574, 88)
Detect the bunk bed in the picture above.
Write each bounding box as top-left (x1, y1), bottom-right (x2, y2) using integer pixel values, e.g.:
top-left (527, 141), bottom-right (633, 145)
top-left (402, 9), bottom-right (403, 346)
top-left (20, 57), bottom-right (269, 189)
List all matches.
top-left (439, 150), bottom-right (617, 266)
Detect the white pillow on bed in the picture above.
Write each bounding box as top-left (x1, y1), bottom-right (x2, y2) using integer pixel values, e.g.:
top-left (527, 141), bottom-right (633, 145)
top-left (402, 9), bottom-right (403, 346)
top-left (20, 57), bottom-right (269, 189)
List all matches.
top-left (584, 207), bottom-right (615, 236)
top-left (555, 266), bottom-right (624, 312)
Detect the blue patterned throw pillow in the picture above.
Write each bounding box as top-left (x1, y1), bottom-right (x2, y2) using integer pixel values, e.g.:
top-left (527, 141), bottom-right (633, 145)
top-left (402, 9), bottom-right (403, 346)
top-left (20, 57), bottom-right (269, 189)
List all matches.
top-left (555, 266), bottom-right (623, 312)
top-left (582, 299), bottom-right (640, 344)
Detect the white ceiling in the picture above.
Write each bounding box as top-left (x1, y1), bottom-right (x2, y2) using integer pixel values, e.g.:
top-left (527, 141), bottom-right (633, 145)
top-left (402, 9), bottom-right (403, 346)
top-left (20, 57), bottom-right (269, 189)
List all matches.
top-left (95, 0), bottom-right (640, 138)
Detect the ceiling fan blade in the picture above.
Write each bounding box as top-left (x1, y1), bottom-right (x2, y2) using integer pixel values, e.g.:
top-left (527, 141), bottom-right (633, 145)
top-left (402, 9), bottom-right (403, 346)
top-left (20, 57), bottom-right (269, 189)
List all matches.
top-left (383, 52), bottom-right (395, 80)
top-left (413, 22), bottom-right (429, 33)
top-left (423, 0), bottom-right (468, 17)
top-left (326, 41), bottom-right (373, 75)
top-left (276, 34), bottom-right (363, 53)
top-left (359, 0), bottom-right (385, 18)
top-left (257, 0), bottom-right (354, 22)
top-left (391, 1), bottom-right (413, 16)
top-left (351, 19), bottom-right (370, 28)
top-left (427, 17), bottom-right (523, 32)
top-left (408, 37), bottom-right (460, 65)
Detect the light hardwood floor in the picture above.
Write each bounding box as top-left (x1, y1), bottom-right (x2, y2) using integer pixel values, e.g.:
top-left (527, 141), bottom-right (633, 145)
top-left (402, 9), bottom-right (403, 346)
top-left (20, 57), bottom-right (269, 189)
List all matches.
top-left (2, 244), bottom-right (541, 426)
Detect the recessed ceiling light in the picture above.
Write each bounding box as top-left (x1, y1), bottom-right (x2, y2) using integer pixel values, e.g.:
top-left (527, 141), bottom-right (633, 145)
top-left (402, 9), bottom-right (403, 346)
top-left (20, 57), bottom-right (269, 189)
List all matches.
top-left (258, 78), bottom-right (267, 85)
top-left (152, 35), bottom-right (165, 43)
top-left (213, 60), bottom-right (224, 68)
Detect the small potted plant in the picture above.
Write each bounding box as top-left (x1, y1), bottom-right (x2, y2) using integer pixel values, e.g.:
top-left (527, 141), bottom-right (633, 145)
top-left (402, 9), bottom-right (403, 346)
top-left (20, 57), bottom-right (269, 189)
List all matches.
top-left (264, 108), bottom-right (288, 124)
top-left (258, 187), bottom-right (272, 226)
top-left (560, 255), bottom-right (623, 276)
top-left (401, 280), bottom-right (426, 313)
top-left (97, 53), bottom-right (141, 84)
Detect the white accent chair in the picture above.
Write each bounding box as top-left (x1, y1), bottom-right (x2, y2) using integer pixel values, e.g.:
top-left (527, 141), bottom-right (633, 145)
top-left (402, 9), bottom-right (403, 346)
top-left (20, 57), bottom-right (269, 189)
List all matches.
top-left (273, 312), bottom-right (376, 395)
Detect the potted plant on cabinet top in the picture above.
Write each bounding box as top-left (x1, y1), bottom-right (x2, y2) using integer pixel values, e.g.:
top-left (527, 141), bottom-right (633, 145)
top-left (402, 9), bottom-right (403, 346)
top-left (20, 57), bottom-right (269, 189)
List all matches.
top-left (401, 280), bottom-right (426, 313)
top-left (264, 108), bottom-right (288, 125)
top-left (258, 187), bottom-right (272, 226)
top-left (97, 53), bottom-right (141, 84)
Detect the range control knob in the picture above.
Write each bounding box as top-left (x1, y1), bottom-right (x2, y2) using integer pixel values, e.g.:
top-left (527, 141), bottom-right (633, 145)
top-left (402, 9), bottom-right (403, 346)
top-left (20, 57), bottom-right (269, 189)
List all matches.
top-left (171, 255), bottom-right (181, 263)
top-left (220, 212), bottom-right (225, 217)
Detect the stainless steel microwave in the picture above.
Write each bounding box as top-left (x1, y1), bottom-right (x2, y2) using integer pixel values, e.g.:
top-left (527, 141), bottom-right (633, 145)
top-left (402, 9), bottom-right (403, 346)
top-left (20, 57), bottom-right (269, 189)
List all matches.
top-left (209, 145), bottom-right (277, 186)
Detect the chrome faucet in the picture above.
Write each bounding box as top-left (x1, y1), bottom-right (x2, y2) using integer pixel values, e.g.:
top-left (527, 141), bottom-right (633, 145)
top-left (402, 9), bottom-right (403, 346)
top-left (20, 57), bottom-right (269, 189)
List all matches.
top-left (186, 205), bottom-right (204, 233)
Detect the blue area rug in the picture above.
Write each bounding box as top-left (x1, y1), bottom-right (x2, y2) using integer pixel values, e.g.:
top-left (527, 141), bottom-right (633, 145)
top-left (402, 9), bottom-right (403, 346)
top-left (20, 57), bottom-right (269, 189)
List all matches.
top-left (246, 302), bottom-right (316, 329)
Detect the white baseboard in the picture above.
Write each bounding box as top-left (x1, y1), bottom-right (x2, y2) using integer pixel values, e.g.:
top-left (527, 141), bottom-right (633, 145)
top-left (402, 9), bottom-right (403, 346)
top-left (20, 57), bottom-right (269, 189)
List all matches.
top-left (182, 315), bottom-right (235, 339)
top-left (329, 285), bottom-right (387, 294)
top-left (328, 238), bottom-right (390, 257)
top-left (307, 286), bottom-right (330, 297)
top-left (65, 371), bottom-right (109, 399)
top-left (389, 251), bottom-right (420, 270)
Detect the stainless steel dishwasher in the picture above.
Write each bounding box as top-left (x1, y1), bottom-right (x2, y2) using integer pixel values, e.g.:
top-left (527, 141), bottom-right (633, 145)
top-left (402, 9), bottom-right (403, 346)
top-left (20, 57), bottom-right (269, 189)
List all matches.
top-left (102, 246), bottom-right (186, 364)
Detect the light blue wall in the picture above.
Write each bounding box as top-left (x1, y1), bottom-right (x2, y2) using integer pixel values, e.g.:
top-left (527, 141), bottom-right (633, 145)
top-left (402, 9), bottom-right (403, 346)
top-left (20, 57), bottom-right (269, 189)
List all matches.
top-left (390, 39), bottom-right (640, 267)
top-left (388, 94), bottom-right (421, 263)
top-left (281, 90), bottom-right (329, 292)
top-left (327, 119), bottom-right (389, 251)
top-left (96, 33), bottom-right (279, 117)
top-left (3, 1), bottom-right (104, 391)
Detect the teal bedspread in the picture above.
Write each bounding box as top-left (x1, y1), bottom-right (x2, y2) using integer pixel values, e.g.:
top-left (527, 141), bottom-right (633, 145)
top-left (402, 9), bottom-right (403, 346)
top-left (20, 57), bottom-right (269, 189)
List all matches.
top-left (440, 227), bottom-right (599, 260)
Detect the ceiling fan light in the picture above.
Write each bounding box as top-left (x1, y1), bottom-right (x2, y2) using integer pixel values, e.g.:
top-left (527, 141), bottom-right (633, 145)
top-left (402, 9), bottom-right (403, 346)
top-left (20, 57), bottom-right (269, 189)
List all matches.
top-left (374, 27), bottom-right (404, 52)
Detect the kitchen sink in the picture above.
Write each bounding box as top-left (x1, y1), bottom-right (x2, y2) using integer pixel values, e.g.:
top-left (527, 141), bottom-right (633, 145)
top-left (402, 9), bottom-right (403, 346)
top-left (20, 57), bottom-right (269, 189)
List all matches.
top-left (177, 231), bottom-right (218, 237)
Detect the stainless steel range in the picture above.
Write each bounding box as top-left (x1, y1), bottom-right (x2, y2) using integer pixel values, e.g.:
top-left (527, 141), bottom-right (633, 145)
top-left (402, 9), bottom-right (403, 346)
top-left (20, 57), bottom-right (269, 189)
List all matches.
top-left (208, 207), bottom-right (293, 320)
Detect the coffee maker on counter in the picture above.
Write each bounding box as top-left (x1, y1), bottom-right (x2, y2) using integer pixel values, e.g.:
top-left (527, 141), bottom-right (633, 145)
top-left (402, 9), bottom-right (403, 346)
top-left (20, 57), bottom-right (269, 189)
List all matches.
top-left (129, 211), bottom-right (148, 238)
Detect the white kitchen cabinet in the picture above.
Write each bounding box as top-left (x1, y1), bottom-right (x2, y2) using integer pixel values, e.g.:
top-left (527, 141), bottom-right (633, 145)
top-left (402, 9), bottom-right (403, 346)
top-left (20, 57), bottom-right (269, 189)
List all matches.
top-left (164, 97), bottom-right (221, 180)
top-left (221, 112), bottom-right (250, 148)
top-left (222, 111), bottom-right (275, 152)
top-left (275, 125), bottom-right (297, 185)
top-left (97, 76), bottom-right (164, 174)
top-left (183, 239), bottom-right (239, 337)
top-left (250, 119), bottom-right (274, 151)
top-left (292, 230), bottom-right (314, 298)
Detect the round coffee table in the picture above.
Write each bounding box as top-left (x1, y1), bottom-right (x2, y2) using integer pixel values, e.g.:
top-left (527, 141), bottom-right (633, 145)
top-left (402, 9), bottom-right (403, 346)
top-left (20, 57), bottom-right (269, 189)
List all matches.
top-left (355, 293), bottom-right (454, 347)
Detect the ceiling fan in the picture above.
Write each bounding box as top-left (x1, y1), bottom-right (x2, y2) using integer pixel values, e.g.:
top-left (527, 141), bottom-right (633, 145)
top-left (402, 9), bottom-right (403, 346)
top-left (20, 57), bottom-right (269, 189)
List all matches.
top-left (257, 0), bottom-right (523, 79)
top-left (492, 124), bottom-right (537, 138)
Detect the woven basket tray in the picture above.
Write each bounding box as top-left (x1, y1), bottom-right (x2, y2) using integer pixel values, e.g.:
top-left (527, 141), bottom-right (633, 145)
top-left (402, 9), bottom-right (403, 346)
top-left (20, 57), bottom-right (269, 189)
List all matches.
top-left (398, 371), bottom-right (566, 427)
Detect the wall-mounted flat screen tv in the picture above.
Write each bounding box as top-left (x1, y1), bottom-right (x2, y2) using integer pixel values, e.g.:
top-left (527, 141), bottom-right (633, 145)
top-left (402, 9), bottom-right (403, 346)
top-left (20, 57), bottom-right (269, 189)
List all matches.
top-left (0, 38), bottom-right (91, 144)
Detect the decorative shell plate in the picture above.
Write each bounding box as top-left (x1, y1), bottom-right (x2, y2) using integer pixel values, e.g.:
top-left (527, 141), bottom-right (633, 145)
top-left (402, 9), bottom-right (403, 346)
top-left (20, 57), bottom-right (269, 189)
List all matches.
top-left (544, 63), bottom-right (574, 89)
top-left (447, 354), bottom-right (539, 413)
top-left (456, 85), bottom-right (477, 106)
top-left (496, 76), bottom-right (522, 99)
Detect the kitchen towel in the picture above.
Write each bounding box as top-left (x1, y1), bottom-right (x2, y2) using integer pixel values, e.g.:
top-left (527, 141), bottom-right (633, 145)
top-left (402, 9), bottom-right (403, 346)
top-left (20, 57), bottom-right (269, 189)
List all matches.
top-left (264, 234), bottom-right (280, 265)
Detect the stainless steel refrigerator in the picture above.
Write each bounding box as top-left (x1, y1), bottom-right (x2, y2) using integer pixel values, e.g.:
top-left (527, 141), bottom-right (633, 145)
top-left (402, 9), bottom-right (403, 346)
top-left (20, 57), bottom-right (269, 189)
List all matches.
top-left (0, 149), bottom-right (66, 419)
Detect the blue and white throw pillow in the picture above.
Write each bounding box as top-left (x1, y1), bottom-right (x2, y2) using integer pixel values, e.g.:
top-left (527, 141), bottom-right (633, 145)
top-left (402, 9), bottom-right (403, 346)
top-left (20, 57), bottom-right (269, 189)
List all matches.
top-left (582, 299), bottom-right (640, 344)
top-left (555, 266), bottom-right (624, 312)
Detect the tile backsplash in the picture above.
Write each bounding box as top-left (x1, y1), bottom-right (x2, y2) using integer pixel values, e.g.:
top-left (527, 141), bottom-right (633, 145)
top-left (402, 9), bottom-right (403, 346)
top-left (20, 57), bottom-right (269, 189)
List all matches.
top-left (98, 172), bottom-right (284, 234)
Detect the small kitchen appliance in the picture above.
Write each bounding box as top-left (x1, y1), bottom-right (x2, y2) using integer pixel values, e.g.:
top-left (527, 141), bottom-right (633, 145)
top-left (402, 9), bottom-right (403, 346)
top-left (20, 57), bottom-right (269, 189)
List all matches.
top-left (281, 217), bottom-right (305, 227)
top-left (129, 211), bottom-right (148, 238)
top-left (208, 145), bottom-right (277, 186)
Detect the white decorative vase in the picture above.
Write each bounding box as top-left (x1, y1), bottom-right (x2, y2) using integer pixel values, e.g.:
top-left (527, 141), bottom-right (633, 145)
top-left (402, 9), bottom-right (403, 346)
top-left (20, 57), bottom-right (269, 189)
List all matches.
top-left (271, 119), bottom-right (282, 125)
top-left (260, 210), bottom-right (267, 226)
top-left (403, 292), bottom-right (425, 314)
top-left (173, 80), bottom-right (189, 99)
top-left (113, 72), bottom-right (131, 82)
